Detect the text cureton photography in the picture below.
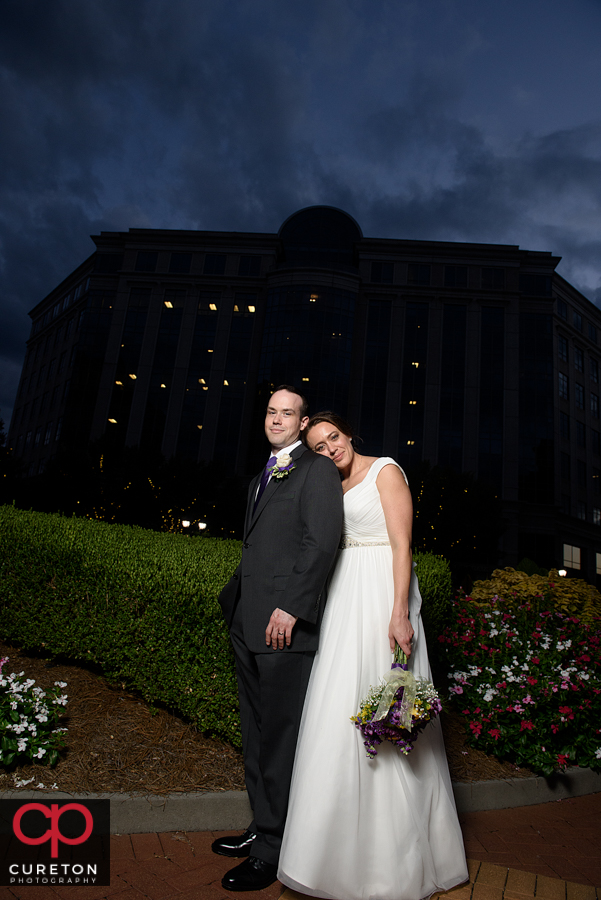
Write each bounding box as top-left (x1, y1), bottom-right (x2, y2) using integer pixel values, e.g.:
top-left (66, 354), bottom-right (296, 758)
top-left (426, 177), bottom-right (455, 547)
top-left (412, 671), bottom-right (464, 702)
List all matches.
top-left (0, 799), bottom-right (110, 887)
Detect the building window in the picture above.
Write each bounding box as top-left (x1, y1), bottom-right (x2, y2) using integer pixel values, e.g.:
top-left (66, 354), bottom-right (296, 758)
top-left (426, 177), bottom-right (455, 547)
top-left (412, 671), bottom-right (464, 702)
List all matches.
top-left (573, 312), bottom-right (583, 332)
top-left (238, 255), bottom-right (262, 277)
top-left (577, 502), bottom-right (586, 521)
top-left (557, 299), bottom-right (568, 320)
top-left (575, 383), bottom-right (584, 409)
top-left (577, 459), bottom-right (586, 489)
top-left (34, 426), bottom-right (42, 447)
top-left (560, 452), bottom-right (570, 480)
top-left (560, 411), bottom-right (570, 440)
top-left (47, 358), bottom-right (57, 381)
top-left (135, 251), bottom-right (158, 272)
top-left (574, 347), bottom-right (584, 372)
top-left (519, 274), bottom-right (551, 296)
top-left (558, 335), bottom-right (568, 362)
top-left (594, 508), bottom-right (601, 526)
top-left (593, 430), bottom-right (601, 455)
top-left (407, 264), bottom-right (430, 286)
top-left (561, 493), bottom-right (570, 515)
top-left (592, 393), bottom-right (599, 418)
top-left (169, 252), bottom-right (192, 274)
top-left (203, 254), bottom-right (227, 275)
top-left (563, 543), bottom-right (581, 570)
top-left (559, 372), bottom-right (569, 400)
top-left (43, 422), bottom-right (53, 446)
top-left (482, 267), bottom-right (505, 289)
top-left (55, 417), bottom-right (63, 441)
top-left (589, 322), bottom-right (598, 344)
top-left (40, 391), bottom-right (49, 414)
top-left (591, 357), bottom-right (599, 384)
top-left (65, 318), bottom-right (74, 338)
top-left (58, 351), bottom-right (67, 375)
top-left (51, 385), bottom-right (60, 408)
top-left (444, 266), bottom-right (467, 288)
top-left (24, 430), bottom-right (32, 449)
top-left (597, 553), bottom-right (601, 575)
top-left (576, 421), bottom-right (586, 448)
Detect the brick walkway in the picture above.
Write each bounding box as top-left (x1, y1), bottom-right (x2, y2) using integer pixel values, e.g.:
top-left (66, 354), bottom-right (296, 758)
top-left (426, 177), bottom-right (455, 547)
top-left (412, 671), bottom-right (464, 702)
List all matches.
top-left (2, 793), bottom-right (600, 899)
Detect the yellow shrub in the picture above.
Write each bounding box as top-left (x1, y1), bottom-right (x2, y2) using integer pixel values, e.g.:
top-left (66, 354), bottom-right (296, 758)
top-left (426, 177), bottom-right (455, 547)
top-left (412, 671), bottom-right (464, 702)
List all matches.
top-left (469, 567), bottom-right (601, 624)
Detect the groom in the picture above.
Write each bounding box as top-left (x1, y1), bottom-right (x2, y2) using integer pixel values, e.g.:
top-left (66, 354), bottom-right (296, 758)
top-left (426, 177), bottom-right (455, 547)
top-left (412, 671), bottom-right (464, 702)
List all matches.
top-left (215, 385), bottom-right (343, 891)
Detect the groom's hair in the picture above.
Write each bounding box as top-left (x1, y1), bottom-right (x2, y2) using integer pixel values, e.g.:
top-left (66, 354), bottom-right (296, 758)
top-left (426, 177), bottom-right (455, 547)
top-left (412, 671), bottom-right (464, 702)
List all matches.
top-left (271, 384), bottom-right (309, 419)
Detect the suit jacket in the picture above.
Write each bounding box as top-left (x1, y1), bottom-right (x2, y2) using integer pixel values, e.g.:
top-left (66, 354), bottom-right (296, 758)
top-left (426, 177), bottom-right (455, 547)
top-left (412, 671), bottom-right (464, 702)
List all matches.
top-left (218, 443), bottom-right (343, 653)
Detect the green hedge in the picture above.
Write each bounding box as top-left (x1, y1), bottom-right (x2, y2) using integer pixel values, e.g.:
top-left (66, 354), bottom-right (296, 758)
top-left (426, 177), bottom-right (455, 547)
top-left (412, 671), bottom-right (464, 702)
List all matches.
top-left (0, 507), bottom-right (453, 750)
top-left (0, 505), bottom-right (243, 746)
top-left (413, 551), bottom-right (452, 647)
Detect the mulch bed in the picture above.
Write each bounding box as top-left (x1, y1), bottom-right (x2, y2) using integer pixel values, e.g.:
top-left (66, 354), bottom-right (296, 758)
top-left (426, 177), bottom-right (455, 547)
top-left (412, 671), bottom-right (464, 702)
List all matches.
top-left (0, 639), bottom-right (534, 794)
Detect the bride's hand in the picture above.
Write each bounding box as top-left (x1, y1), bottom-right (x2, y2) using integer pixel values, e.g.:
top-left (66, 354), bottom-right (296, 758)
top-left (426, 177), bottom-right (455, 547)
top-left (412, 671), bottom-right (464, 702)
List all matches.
top-left (389, 615), bottom-right (414, 657)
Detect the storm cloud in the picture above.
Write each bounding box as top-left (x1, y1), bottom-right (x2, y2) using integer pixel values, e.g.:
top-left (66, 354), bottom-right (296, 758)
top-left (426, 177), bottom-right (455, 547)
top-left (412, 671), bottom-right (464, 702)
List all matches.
top-left (2, 0), bottom-right (601, 423)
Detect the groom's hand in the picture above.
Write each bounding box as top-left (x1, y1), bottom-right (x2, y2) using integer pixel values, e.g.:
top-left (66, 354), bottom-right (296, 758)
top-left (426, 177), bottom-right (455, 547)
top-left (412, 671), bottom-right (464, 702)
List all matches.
top-left (266, 608), bottom-right (298, 649)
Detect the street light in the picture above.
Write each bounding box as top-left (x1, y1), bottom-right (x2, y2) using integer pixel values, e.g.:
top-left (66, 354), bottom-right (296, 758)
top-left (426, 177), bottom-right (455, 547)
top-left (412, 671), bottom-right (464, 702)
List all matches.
top-left (182, 520), bottom-right (190, 528)
top-left (198, 522), bottom-right (207, 531)
top-left (558, 569), bottom-right (567, 577)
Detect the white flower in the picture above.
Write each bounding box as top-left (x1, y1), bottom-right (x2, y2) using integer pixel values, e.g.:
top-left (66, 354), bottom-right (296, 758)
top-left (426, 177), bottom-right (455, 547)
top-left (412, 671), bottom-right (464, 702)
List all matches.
top-left (34, 748), bottom-right (47, 759)
top-left (13, 777), bottom-right (35, 788)
top-left (53, 681), bottom-right (67, 688)
top-left (17, 739), bottom-right (28, 752)
top-left (277, 453), bottom-right (293, 468)
top-left (483, 689), bottom-right (497, 702)
top-left (35, 713), bottom-right (48, 723)
top-left (596, 749), bottom-right (601, 759)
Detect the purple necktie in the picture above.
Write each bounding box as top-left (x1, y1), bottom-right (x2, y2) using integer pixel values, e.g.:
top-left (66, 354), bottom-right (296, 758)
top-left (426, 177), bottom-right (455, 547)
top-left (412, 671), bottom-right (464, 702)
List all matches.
top-left (254, 455), bottom-right (277, 511)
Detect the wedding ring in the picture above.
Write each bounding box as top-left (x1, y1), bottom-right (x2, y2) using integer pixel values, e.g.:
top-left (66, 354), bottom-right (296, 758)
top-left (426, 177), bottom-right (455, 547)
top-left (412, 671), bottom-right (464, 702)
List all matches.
top-left (278, 631), bottom-right (284, 635)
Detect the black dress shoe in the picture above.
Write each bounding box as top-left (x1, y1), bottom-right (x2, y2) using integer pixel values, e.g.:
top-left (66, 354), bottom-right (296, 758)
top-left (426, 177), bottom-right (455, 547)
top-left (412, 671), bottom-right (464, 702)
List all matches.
top-left (221, 856), bottom-right (278, 892)
top-left (212, 829), bottom-right (257, 858)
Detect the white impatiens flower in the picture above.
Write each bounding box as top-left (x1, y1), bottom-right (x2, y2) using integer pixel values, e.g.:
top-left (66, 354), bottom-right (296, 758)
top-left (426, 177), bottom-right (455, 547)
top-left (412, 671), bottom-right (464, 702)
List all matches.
top-left (596, 749), bottom-right (601, 759)
top-left (34, 748), bottom-right (47, 759)
top-left (17, 739), bottom-right (28, 753)
top-left (483, 689), bottom-right (497, 702)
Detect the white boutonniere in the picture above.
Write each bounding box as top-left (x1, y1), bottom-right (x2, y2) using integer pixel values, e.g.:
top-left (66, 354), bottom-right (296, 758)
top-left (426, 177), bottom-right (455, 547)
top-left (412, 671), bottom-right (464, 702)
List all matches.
top-left (269, 453), bottom-right (296, 479)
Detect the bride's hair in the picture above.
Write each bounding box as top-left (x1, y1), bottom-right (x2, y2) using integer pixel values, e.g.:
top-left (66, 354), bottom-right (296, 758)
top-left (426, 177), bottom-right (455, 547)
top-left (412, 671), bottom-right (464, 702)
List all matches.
top-left (303, 411), bottom-right (360, 448)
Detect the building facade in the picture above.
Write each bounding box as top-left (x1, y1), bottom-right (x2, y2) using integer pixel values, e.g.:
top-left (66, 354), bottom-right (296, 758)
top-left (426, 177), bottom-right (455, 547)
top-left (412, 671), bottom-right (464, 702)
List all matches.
top-left (8, 206), bottom-right (601, 580)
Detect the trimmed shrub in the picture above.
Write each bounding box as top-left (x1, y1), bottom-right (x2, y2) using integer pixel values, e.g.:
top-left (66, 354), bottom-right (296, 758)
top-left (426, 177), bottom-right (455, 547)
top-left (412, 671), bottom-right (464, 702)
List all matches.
top-left (414, 551), bottom-right (452, 647)
top-left (0, 505), bottom-right (242, 747)
top-left (470, 567), bottom-right (601, 624)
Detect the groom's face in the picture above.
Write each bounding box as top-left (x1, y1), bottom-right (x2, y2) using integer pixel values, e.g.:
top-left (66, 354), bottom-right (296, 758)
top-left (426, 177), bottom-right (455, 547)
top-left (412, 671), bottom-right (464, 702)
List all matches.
top-left (265, 389), bottom-right (308, 451)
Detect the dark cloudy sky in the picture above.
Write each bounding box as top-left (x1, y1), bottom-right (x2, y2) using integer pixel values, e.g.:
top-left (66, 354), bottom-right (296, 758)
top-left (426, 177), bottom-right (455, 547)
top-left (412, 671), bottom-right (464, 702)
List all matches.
top-left (2, 0), bottom-right (601, 427)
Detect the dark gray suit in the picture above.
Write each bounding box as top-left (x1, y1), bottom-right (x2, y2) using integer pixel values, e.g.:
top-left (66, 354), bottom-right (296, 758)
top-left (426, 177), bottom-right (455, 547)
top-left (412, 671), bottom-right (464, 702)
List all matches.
top-left (219, 443), bottom-right (343, 864)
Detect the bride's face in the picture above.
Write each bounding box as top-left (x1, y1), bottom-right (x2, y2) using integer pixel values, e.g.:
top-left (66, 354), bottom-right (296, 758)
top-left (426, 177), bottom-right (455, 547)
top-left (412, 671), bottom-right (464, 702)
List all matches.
top-left (307, 421), bottom-right (354, 470)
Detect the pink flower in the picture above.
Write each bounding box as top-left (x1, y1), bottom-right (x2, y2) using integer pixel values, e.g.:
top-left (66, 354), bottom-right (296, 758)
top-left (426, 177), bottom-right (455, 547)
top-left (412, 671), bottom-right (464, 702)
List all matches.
top-left (520, 720), bottom-right (534, 732)
top-left (488, 728), bottom-right (501, 740)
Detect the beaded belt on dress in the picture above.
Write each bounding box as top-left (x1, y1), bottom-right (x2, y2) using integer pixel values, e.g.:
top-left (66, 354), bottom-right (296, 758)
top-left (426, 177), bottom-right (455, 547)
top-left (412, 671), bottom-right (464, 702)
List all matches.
top-left (339, 536), bottom-right (391, 549)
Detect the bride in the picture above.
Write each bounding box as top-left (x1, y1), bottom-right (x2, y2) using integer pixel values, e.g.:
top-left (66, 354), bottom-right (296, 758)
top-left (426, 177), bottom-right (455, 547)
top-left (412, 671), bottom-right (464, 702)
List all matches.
top-left (278, 412), bottom-right (468, 900)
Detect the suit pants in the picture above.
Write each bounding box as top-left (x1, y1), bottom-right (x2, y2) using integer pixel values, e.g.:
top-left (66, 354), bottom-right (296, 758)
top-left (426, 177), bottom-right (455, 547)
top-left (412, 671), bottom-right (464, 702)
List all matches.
top-left (230, 604), bottom-right (314, 865)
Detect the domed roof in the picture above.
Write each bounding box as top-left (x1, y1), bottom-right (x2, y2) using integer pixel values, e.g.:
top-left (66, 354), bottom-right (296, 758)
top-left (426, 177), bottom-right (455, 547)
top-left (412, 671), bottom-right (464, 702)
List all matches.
top-left (278, 206), bottom-right (362, 270)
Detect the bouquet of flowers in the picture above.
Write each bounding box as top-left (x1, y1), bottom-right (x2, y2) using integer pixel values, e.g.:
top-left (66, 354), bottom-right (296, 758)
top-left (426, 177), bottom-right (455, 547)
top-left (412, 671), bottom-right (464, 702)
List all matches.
top-left (351, 643), bottom-right (442, 758)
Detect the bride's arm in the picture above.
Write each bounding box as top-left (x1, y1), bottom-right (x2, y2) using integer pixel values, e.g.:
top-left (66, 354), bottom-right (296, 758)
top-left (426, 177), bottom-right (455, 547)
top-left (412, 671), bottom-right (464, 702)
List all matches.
top-left (377, 465), bottom-right (415, 657)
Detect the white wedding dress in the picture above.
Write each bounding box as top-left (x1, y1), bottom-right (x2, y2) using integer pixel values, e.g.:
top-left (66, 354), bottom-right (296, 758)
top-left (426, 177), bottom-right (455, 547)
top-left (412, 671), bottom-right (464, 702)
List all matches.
top-left (278, 458), bottom-right (468, 900)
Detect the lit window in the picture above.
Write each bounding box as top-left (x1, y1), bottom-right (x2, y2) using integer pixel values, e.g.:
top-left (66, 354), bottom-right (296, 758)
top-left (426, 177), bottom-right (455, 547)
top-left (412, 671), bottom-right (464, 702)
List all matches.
top-left (409, 400), bottom-right (417, 406)
top-left (164, 301), bottom-right (173, 309)
top-left (129, 373), bottom-right (137, 380)
top-left (248, 305), bottom-right (255, 313)
top-left (209, 303), bottom-right (217, 311)
top-left (199, 378), bottom-right (206, 385)
top-left (234, 305), bottom-right (240, 312)
top-left (412, 361), bottom-right (419, 368)
top-left (563, 543), bottom-right (581, 570)
top-left (115, 380), bottom-right (123, 386)
top-left (407, 440), bottom-right (415, 446)
top-left (108, 418), bottom-right (117, 424)
top-left (310, 294), bottom-right (318, 302)
top-left (160, 383), bottom-right (166, 389)
top-left (302, 377), bottom-right (309, 382)
top-left (197, 424), bottom-right (203, 430)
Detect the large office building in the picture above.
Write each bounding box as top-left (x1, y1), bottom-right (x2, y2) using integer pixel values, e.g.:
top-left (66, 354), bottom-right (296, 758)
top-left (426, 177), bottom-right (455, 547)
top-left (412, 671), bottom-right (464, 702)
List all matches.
top-left (7, 206), bottom-right (601, 579)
